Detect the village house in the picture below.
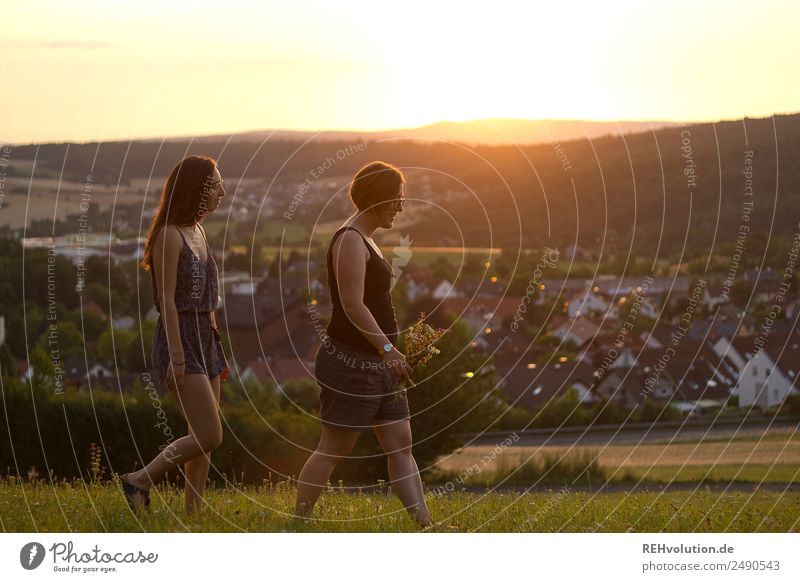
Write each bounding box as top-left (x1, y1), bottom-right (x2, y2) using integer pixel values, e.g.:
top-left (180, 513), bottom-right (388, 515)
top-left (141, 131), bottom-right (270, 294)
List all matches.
top-left (689, 303), bottom-right (754, 340)
top-left (593, 342), bottom-right (739, 412)
top-left (565, 288), bottom-right (609, 318)
top-left (712, 336), bottom-right (800, 411)
top-left (703, 283), bottom-right (729, 308)
top-left (551, 316), bottom-right (603, 348)
top-left (239, 356), bottom-right (314, 391)
top-left (498, 359), bottom-right (597, 410)
top-left (440, 297), bottom-right (523, 334)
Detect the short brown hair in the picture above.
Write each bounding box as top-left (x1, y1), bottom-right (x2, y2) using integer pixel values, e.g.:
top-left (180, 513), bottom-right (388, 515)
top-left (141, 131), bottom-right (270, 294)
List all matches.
top-left (348, 161), bottom-right (404, 211)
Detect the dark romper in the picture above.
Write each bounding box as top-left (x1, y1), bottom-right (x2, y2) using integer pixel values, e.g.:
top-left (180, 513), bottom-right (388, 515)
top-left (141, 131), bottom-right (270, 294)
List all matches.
top-left (150, 226), bottom-right (227, 387)
top-left (315, 226), bottom-right (410, 431)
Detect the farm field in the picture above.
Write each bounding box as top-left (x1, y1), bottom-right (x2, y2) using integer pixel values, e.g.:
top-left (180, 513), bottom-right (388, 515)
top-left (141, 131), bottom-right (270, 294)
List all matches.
top-left (436, 428), bottom-right (800, 487)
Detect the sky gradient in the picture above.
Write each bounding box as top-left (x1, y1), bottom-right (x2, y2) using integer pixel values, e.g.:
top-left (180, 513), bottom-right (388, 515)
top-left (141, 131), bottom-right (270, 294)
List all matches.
top-left (1, 0), bottom-right (798, 144)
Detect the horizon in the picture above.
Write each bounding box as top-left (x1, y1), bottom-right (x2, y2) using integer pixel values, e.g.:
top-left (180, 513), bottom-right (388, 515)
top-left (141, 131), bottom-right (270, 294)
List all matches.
top-left (3, 111), bottom-right (797, 147)
top-left (2, 0), bottom-right (799, 144)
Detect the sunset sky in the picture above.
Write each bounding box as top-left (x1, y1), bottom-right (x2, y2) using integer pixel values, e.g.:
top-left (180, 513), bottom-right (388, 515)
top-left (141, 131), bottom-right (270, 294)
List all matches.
top-left (1, 0), bottom-right (798, 144)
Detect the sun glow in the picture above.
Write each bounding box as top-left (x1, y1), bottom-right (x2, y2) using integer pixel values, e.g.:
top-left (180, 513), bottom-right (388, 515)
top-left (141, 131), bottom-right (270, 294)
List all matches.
top-left (1, 0), bottom-right (798, 143)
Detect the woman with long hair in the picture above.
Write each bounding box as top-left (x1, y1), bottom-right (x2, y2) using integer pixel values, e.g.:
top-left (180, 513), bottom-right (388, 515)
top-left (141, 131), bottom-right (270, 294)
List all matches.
top-left (295, 161), bottom-right (433, 527)
top-left (122, 155), bottom-right (228, 514)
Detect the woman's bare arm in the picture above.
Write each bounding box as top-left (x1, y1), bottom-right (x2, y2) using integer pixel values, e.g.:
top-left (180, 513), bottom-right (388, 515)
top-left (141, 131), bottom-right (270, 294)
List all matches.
top-left (331, 230), bottom-right (390, 352)
top-left (332, 230), bottom-right (413, 380)
top-left (152, 226), bottom-right (185, 365)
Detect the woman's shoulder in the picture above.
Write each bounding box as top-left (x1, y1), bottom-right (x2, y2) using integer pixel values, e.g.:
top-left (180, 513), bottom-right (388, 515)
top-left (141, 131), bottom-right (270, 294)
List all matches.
top-left (153, 224), bottom-right (185, 250)
top-left (330, 227), bottom-right (368, 258)
top-left (333, 223), bottom-right (358, 236)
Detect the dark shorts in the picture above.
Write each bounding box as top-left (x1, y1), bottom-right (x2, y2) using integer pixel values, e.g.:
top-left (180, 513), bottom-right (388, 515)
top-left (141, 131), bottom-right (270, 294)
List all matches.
top-left (151, 312), bottom-right (227, 387)
top-left (314, 338), bottom-right (410, 432)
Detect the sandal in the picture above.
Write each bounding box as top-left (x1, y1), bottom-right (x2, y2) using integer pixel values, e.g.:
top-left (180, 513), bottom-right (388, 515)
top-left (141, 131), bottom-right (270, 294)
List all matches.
top-left (121, 474), bottom-right (151, 512)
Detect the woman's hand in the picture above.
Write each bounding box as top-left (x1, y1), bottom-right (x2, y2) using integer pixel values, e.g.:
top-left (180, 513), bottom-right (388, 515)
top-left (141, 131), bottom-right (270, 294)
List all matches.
top-left (164, 361), bottom-right (185, 394)
top-left (382, 349), bottom-right (414, 381)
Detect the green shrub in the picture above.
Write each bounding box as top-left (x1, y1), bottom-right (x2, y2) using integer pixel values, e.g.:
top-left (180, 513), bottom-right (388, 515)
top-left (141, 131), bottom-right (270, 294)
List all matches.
top-left (431, 449), bottom-right (609, 488)
top-left (779, 394), bottom-right (800, 418)
top-left (0, 374), bottom-right (318, 485)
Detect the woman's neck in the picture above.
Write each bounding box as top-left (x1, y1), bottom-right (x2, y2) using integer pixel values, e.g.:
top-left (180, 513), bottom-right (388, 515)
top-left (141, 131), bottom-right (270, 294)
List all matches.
top-left (348, 212), bottom-right (378, 238)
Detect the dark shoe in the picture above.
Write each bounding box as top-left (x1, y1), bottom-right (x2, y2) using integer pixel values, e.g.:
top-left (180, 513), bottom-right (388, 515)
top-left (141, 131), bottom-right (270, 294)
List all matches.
top-left (121, 474), bottom-right (150, 512)
top-left (293, 501), bottom-right (312, 522)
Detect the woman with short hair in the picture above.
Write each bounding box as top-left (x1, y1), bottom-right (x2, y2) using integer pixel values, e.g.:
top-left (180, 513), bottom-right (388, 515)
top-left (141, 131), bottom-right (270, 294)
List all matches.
top-left (295, 160), bottom-right (433, 527)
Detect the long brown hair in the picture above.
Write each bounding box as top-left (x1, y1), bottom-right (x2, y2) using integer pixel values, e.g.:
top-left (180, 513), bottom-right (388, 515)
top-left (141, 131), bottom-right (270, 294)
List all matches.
top-left (141, 155), bottom-right (217, 270)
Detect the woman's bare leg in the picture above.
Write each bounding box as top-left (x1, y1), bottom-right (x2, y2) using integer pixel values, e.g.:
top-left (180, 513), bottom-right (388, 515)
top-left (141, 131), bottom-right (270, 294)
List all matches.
top-left (372, 419), bottom-right (432, 527)
top-left (294, 426), bottom-right (361, 517)
top-left (126, 374), bottom-right (223, 504)
top-left (182, 375), bottom-right (221, 514)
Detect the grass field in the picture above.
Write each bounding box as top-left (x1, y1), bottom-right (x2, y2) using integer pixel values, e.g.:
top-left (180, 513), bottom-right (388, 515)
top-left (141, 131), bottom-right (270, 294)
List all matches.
top-left (436, 429), bottom-right (800, 487)
top-left (626, 464), bottom-right (800, 484)
top-left (0, 478), bottom-right (797, 533)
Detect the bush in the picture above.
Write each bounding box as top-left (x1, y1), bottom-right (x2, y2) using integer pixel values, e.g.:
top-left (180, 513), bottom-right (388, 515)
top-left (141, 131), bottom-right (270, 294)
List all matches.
top-left (633, 397), bottom-right (682, 423)
top-left (779, 394), bottom-right (800, 418)
top-left (0, 374), bottom-right (318, 485)
top-left (489, 404), bottom-right (535, 431)
top-left (432, 449), bottom-right (608, 488)
top-left (278, 378), bottom-right (320, 413)
top-left (490, 392), bottom-right (682, 432)
top-left (532, 387), bottom-right (590, 427)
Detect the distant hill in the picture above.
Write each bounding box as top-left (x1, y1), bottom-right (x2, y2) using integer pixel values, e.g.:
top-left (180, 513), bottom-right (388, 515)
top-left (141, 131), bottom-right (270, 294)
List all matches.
top-left (5, 113), bottom-right (799, 257)
top-left (169, 118), bottom-right (682, 147)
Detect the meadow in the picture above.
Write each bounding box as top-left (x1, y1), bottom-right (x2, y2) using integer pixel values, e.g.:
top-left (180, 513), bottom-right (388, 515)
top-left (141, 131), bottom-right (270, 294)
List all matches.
top-left (436, 428), bottom-right (800, 487)
top-left (2, 419), bottom-right (797, 533)
top-left (0, 477), bottom-right (797, 533)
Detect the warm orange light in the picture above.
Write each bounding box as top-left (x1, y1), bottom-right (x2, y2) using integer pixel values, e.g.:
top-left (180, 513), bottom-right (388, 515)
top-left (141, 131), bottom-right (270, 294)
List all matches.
top-left (2, 4), bottom-right (795, 145)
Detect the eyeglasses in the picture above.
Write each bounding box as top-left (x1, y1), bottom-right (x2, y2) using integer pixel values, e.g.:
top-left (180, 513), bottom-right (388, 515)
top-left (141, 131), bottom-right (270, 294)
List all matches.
top-left (208, 178), bottom-right (225, 195)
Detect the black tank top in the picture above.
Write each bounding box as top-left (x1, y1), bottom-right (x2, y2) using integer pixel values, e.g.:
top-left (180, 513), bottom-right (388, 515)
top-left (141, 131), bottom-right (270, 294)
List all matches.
top-left (325, 226), bottom-right (398, 353)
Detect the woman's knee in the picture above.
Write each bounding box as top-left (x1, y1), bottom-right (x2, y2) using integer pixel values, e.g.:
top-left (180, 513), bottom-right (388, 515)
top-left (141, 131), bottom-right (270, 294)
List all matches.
top-left (317, 444), bottom-right (354, 458)
top-left (385, 445), bottom-right (413, 461)
top-left (374, 420), bottom-right (413, 455)
top-left (317, 437), bottom-right (357, 458)
top-left (195, 424), bottom-right (223, 452)
top-left (381, 433), bottom-right (413, 455)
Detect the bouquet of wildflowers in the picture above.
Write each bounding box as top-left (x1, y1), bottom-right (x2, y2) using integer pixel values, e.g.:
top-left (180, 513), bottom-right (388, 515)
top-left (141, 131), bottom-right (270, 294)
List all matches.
top-left (394, 313), bottom-right (447, 397)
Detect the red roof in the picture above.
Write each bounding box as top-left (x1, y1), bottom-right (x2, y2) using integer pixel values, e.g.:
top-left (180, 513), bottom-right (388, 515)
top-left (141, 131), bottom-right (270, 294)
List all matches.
top-left (244, 357), bottom-right (314, 386)
top-left (440, 297), bottom-right (524, 319)
top-left (553, 316), bottom-right (602, 344)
